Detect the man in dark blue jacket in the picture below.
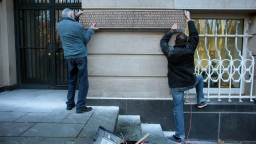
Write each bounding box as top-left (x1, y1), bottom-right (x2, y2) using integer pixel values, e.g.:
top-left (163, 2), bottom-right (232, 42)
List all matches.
top-left (57, 8), bottom-right (98, 113)
top-left (160, 10), bottom-right (207, 143)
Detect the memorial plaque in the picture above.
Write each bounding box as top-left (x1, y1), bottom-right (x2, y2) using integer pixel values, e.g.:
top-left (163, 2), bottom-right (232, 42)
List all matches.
top-left (80, 10), bottom-right (186, 29)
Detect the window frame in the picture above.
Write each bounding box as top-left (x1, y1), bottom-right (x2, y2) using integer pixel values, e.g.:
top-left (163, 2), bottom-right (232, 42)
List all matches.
top-left (187, 14), bottom-right (251, 97)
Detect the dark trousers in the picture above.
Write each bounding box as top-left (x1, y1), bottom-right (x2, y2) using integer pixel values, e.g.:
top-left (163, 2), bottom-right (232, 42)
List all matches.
top-left (66, 57), bottom-right (89, 110)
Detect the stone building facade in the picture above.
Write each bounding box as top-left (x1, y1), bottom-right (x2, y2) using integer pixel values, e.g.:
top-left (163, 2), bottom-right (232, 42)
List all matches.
top-left (0, 0), bottom-right (256, 141)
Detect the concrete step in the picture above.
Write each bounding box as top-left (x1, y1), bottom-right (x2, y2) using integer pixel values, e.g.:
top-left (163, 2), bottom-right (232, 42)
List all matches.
top-left (141, 123), bottom-right (168, 144)
top-left (78, 106), bottom-right (119, 138)
top-left (115, 115), bottom-right (142, 141)
top-left (163, 131), bottom-right (239, 144)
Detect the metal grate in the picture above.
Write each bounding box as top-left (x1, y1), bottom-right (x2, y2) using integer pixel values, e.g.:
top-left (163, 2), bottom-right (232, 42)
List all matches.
top-left (19, 9), bottom-right (50, 48)
top-left (55, 0), bottom-right (81, 4)
top-left (184, 19), bottom-right (255, 102)
top-left (15, 0), bottom-right (81, 88)
top-left (18, 9), bottom-right (51, 86)
top-left (16, 0), bottom-right (50, 4)
top-left (16, 0), bottom-right (81, 4)
top-left (54, 9), bottom-right (81, 86)
top-left (20, 48), bottom-right (52, 86)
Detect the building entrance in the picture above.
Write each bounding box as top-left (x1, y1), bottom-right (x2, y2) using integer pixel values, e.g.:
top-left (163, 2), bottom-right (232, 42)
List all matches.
top-left (15, 0), bottom-right (81, 88)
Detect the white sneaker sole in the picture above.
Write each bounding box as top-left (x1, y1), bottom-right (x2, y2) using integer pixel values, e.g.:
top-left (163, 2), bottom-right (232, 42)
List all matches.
top-left (197, 103), bottom-right (208, 108)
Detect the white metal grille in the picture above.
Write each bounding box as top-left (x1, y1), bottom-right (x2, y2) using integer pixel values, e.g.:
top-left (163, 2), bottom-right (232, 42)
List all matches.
top-left (185, 19), bottom-right (255, 103)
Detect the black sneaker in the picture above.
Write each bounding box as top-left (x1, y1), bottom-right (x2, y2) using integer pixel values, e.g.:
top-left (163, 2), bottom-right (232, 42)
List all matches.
top-left (197, 100), bottom-right (208, 108)
top-left (66, 104), bottom-right (76, 110)
top-left (166, 135), bottom-right (182, 143)
top-left (76, 107), bottom-right (93, 113)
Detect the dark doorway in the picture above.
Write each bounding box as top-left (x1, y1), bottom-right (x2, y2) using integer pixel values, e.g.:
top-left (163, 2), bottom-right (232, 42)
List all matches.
top-left (14, 0), bottom-right (81, 88)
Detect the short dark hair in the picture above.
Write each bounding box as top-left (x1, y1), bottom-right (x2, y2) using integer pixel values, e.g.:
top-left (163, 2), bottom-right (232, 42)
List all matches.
top-left (175, 33), bottom-right (187, 45)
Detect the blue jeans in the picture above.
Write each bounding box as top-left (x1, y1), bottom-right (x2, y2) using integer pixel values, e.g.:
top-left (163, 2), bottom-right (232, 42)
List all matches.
top-left (171, 74), bottom-right (205, 138)
top-left (66, 57), bottom-right (89, 110)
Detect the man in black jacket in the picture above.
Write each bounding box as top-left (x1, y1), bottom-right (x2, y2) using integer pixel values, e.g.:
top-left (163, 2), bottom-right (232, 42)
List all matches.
top-left (160, 10), bottom-right (207, 143)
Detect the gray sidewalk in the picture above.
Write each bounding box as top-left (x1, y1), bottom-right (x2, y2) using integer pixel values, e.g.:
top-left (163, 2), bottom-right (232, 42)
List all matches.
top-left (0, 89), bottom-right (255, 144)
top-left (0, 89), bottom-right (119, 144)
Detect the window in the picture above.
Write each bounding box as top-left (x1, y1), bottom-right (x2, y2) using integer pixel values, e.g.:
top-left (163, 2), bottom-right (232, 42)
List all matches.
top-left (187, 19), bottom-right (244, 89)
top-left (184, 19), bottom-right (255, 102)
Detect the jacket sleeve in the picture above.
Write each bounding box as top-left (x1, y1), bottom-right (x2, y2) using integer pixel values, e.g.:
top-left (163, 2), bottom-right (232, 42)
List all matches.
top-left (187, 21), bottom-right (199, 51)
top-left (79, 26), bottom-right (95, 45)
top-left (160, 31), bottom-right (174, 57)
top-left (74, 15), bottom-right (80, 22)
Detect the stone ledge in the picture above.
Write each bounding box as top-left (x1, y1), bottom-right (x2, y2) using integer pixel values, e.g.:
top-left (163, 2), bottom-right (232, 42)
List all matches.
top-left (82, 0), bottom-right (256, 10)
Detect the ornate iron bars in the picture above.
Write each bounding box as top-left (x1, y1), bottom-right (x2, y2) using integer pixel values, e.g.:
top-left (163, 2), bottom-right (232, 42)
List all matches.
top-left (184, 19), bottom-right (255, 103)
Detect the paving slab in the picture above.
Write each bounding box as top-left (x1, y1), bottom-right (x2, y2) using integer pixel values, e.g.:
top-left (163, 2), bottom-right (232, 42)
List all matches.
top-left (21, 123), bottom-right (84, 138)
top-left (0, 99), bottom-right (29, 107)
top-left (61, 110), bottom-right (94, 123)
top-left (0, 106), bottom-right (19, 112)
top-left (13, 104), bottom-right (59, 113)
top-left (0, 122), bottom-right (35, 136)
top-left (0, 112), bottom-right (27, 122)
top-left (14, 112), bottom-right (69, 123)
top-left (115, 115), bottom-right (142, 141)
top-left (0, 89), bottom-right (35, 98)
top-left (78, 106), bottom-right (119, 138)
top-left (30, 95), bottom-right (61, 101)
top-left (51, 107), bottom-right (77, 114)
top-left (0, 137), bottom-right (93, 144)
top-left (141, 123), bottom-right (168, 144)
top-left (52, 106), bottom-right (98, 114)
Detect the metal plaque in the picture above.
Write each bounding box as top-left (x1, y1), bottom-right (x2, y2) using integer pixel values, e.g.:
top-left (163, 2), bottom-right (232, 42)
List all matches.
top-left (80, 10), bottom-right (186, 29)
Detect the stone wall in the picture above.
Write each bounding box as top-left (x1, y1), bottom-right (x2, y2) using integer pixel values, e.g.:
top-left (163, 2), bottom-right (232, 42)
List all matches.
top-left (0, 0), bottom-right (17, 89)
top-left (83, 0), bottom-right (256, 98)
top-left (83, 0), bottom-right (256, 9)
top-left (0, 13), bottom-right (3, 87)
top-left (86, 31), bottom-right (176, 98)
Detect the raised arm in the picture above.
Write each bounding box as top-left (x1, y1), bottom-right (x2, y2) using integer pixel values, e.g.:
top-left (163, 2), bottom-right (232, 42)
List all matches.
top-left (80, 23), bottom-right (98, 45)
top-left (160, 23), bottom-right (179, 57)
top-left (160, 31), bottom-right (174, 57)
top-left (184, 10), bottom-right (199, 51)
top-left (74, 11), bottom-right (84, 22)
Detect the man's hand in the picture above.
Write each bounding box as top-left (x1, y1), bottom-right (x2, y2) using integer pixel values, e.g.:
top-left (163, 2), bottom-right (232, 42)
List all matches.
top-left (171, 23), bottom-right (179, 32)
top-left (90, 23), bottom-right (98, 30)
top-left (184, 10), bottom-right (191, 21)
top-left (76, 11), bottom-right (84, 17)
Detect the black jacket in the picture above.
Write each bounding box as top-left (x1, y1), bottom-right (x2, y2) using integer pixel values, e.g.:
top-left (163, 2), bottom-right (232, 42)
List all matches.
top-left (160, 21), bottom-right (199, 88)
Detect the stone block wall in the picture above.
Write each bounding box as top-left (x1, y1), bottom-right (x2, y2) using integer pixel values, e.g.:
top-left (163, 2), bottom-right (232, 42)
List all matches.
top-left (0, 0), bottom-right (17, 90)
top-left (83, 0), bottom-right (256, 9)
top-left (0, 15), bottom-right (3, 87)
top-left (86, 31), bottom-right (176, 98)
top-left (83, 0), bottom-right (256, 98)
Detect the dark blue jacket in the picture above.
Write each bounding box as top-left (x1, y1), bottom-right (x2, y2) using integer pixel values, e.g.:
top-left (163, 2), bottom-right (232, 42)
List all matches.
top-left (57, 16), bottom-right (94, 58)
top-left (160, 21), bottom-right (199, 88)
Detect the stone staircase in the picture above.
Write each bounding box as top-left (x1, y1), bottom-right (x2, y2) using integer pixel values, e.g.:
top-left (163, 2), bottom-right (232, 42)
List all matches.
top-left (0, 104), bottom-right (174, 144)
top-left (114, 116), bottom-right (174, 144)
top-left (114, 115), bottom-right (219, 144)
top-left (115, 115), bottom-right (172, 144)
